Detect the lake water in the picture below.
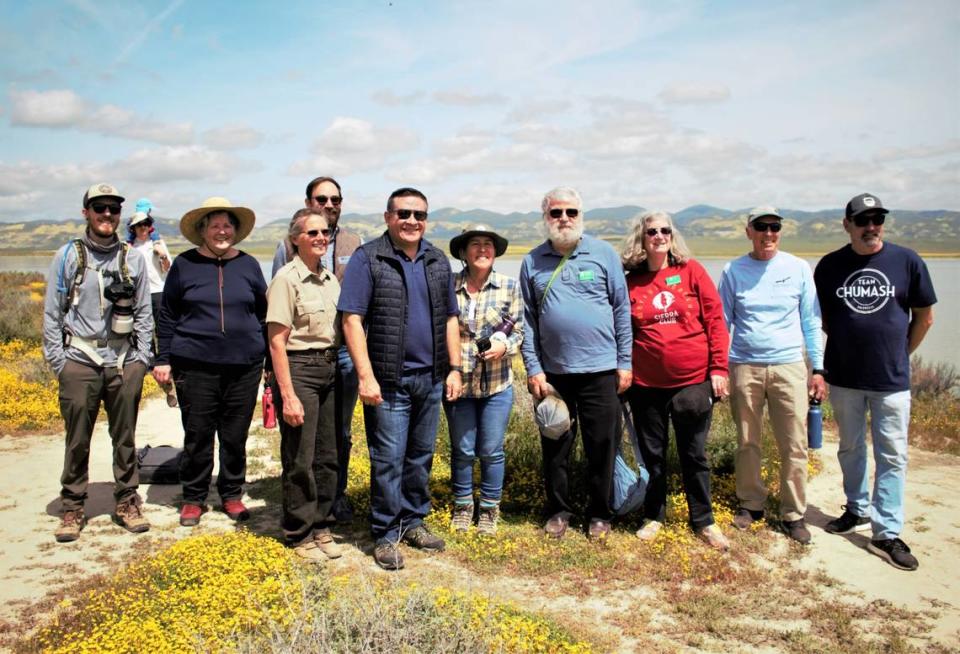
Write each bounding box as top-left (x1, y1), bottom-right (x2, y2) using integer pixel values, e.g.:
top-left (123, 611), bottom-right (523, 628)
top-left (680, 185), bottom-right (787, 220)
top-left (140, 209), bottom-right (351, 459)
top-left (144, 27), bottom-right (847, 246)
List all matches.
top-left (4, 252), bottom-right (957, 369)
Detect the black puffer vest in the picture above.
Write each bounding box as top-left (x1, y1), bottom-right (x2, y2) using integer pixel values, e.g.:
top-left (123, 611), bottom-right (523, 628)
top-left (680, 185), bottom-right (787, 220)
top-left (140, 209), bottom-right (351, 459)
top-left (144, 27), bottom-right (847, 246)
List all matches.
top-left (363, 232), bottom-right (452, 389)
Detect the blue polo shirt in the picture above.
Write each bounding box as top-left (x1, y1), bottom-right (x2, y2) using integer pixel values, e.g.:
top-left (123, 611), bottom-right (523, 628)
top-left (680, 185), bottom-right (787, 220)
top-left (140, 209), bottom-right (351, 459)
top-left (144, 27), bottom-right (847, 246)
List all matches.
top-left (519, 234), bottom-right (632, 376)
top-left (338, 239), bottom-right (458, 371)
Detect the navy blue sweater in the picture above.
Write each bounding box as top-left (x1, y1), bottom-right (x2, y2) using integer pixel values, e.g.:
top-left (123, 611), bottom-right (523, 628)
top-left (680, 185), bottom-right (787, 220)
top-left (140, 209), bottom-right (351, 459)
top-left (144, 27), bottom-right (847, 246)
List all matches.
top-left (157, 249), bottom-right (267, 366)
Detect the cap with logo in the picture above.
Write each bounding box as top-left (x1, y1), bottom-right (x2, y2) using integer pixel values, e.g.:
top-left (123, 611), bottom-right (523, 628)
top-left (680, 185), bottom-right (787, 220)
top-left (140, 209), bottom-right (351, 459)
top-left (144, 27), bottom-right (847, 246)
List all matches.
top-left (747, 206), bottom-right (783, 225)
top-left (83, 183), bottom-right (124, 208)
top-left (534, 384), bottom-right (571, 440)
top-left (845, 193), bottom-right (888, 220)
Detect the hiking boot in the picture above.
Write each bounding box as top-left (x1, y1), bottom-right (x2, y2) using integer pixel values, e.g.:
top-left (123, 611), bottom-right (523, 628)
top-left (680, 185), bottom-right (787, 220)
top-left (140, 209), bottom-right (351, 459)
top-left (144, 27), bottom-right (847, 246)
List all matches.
top-left (313, 529), bottom-right (342, 559)
top-left (588, 518), bottom-right (611, 541)
top-left (867, 538), bottom-right (919, 571)
top-left (114, 497), bottom-right (150, 534)
top-left (697, 524), bottom-right (730, 551)
top-left (402, 525), bottom-right (445, 551)
top-left (825, 506), bottom-right (871, 535)
top-left (778, 519), bottom-right (811, 545)
top-left (451, 502), bottom-right (474, 532)
top-left (732, 508), bottom-right (764, 530)
top-left (55, 509), bottom-right (86, 543)
top-left (180, 503), bottom-right (205, 527)
top-left (332, 495), bottom-right (354, 524)
top-left (293, 540), bottom-right (327, 563)
top-left (373, 542), bottom-right (404, 570)
top-left (544, 512), bottom-right (570, 539)
top-left (477, 505), bottom-right (499, 536)
top-left (222, 499), bottom-right (250, 521)
top-left (635, 519), bottom-right (662, 541)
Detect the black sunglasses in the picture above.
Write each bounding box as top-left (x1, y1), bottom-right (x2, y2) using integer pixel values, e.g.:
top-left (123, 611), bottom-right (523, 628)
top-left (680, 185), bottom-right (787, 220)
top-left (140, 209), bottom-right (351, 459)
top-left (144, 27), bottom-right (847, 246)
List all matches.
top-left (134, 219), bottom-right (154, 228)
top-left (548, 208), bottom-right (579, 219)
top-left (312, 195), bottom-right (342, 206)
top-left (645, 227), bottom-right (672, 237)
top-left (304, 228), bottom-right (332, 238)
top-left (752, 222), bottom-right (782, 233)
top-left (393, 209), bottom-right (428, 221)
top-left (852, 214), bottom-right (885, 227)
top-left (89, 202), bottom-right (121, 215)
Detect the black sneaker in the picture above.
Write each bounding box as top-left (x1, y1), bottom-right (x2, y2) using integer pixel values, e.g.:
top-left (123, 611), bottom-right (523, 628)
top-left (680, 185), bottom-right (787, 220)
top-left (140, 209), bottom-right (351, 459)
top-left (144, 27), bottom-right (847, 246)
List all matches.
top-left (778, 519), bottom-right (811, 544)
top-left (825, 506), bottom-right (870, 535)
top-left (732, 508), bottom-right (764, 530)
top-left (373, 542), bottom-right (404, 570)
top-left (867, 538), bottom-right (919, 571)
top-left (402, 525), bottom-right (446, 551)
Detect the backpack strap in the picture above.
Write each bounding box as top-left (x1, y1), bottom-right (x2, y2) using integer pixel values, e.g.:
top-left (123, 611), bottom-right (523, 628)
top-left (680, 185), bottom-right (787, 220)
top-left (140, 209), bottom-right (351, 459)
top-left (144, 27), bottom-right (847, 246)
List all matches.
top-left (61, 239), bottom-right (87, 312)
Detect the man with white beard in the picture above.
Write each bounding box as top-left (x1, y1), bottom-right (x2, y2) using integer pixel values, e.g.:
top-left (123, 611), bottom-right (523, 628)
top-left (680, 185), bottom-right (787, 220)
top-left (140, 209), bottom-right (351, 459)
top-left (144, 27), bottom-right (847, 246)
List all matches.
top-left (519, 187), bottom-right (632, 541)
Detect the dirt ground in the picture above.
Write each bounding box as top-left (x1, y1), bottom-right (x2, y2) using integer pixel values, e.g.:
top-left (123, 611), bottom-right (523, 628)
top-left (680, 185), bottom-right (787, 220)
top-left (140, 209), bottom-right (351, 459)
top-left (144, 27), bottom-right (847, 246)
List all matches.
top-left (0, 394), bottom-right (957, 650)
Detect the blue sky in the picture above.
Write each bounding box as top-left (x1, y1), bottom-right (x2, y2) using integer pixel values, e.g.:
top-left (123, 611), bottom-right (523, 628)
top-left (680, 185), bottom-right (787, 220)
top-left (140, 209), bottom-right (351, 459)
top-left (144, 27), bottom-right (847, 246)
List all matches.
top-left (1, 0), bottom-right (958, 223)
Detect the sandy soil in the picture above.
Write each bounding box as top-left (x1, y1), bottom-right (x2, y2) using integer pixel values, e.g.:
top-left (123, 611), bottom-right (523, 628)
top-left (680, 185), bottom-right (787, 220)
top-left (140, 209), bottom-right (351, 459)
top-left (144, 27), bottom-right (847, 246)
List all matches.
top-left (0, 394), bottom-right (957, 649)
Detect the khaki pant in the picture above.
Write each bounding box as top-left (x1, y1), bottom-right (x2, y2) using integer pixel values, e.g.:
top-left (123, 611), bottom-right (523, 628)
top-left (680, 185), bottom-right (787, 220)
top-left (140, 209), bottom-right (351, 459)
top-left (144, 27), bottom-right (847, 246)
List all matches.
top-left (730, 361), bottom-right (808, 521)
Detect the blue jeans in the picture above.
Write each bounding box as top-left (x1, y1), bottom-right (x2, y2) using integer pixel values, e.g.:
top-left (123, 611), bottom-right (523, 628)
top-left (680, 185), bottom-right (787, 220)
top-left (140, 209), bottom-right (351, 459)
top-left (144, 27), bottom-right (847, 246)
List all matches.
top-left (363, 370), bottom-right (443, 543)
top-left (443, 386), bottom-right (513, 503)
top-left (830, 385), bottom-right (911, 540)
top-left (335, 345), bottom-right (359, 498)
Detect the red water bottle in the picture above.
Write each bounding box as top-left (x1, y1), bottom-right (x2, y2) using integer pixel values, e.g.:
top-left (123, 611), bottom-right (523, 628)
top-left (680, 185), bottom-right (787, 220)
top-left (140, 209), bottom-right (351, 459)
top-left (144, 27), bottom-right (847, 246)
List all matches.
top-left (262, 385), bottom-right (277, 429)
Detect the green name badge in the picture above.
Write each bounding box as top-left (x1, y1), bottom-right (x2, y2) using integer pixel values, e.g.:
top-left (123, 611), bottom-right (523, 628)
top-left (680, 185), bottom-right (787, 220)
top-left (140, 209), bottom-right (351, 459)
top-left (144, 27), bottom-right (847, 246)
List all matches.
top-left (665, 274), bottom-right (681, 286)
top-left (578, 270), bottom-right (595, 281)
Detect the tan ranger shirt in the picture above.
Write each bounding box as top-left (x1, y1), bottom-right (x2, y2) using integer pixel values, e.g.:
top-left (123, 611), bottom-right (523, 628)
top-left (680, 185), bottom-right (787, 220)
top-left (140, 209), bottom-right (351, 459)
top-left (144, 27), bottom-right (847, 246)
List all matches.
top-left (266, 256), bottom-right (341, 351)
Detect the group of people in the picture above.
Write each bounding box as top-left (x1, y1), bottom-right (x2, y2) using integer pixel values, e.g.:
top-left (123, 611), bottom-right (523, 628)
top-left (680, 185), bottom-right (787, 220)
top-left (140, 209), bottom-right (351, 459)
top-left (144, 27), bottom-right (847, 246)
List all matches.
top-left (42, 181), bottom-right (936, 574)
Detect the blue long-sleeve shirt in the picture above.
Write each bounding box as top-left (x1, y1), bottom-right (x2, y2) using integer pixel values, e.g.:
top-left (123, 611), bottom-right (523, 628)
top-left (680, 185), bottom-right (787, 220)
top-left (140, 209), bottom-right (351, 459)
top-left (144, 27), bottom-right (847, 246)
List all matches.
top-left (717, 251), bottom-right (823, 368)
top-left (520, 234), bottom-right (632, 376)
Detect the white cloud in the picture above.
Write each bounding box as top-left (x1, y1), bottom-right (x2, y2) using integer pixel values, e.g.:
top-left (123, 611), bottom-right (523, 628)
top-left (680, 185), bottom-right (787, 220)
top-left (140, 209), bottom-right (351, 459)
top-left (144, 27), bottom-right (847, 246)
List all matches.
top-left (9, 89), bottom-right (88, 127)
top-left (202, 124), bottom-right (265, 150)
top-left (9, 89), bottom-right (193, 145)
top-left (658, 83), bottom-right (731, 105)
top-left (287, 117), bottom-right (420, 177)
top-left (434, 130), bottom-right (497, 157)
top-left (433, 91), bottom-right (506, 106)
top-left (371, 89), bottom-right (426, 106)
top-left (504, 99), bottom-right (572, 123)
top-left (874, 140), bottom-right (960, 162)
top-left (119, 145), bottom-right (260, 183)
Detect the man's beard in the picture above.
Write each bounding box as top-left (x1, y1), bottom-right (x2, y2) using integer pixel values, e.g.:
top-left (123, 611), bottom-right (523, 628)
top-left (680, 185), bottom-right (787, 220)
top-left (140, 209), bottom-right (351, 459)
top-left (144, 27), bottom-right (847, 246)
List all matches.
top-left (546, 220), bottom-right (583, 250)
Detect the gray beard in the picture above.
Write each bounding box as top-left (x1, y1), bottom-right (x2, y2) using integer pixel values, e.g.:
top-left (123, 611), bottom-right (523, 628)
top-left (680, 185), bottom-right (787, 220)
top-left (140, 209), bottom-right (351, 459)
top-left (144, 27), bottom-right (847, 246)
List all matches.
top-left (547, 222), bottom-right (583, 250)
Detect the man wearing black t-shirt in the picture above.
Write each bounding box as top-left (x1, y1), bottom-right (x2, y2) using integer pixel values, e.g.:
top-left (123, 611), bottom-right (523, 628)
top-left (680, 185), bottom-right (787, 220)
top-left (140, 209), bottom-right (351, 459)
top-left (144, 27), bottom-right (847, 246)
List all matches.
top-left (814, 193), bottom-right (936, 571)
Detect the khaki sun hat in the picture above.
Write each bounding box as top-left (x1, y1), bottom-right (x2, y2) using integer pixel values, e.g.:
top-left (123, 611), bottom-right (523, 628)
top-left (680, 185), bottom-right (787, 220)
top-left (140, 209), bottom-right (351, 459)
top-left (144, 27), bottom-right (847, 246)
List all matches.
top-left (449, 223), bottom-right (509, 259)
top-left (83, 183), bottom-right (124, 207)
top-left (128, 211), bottom-right (151, 227)
top-left (180, 197), bottom-right (256, 246)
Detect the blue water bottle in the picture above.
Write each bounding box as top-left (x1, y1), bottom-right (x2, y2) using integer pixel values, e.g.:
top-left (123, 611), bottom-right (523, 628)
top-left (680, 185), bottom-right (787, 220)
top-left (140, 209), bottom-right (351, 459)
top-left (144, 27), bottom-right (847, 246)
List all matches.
top-left (807, 398), bottom-right (823, 450)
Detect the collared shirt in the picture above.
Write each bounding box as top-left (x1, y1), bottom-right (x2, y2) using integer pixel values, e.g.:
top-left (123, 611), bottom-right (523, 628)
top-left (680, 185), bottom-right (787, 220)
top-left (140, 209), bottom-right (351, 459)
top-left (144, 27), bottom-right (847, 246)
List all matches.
top-left (453, 269), bottom-right (524, 397)
top-left (266, 255), bottom-right (341, 351)
top-left (519, 234), bottom-right (632, 376)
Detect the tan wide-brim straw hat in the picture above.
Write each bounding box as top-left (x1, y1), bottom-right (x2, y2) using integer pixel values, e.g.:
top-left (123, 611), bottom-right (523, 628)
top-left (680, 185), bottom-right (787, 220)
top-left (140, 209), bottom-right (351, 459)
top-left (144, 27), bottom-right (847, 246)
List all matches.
top-left (180, 197), bottom-right (256, 246)
top-left (449, 223), bottom-right (509, 259)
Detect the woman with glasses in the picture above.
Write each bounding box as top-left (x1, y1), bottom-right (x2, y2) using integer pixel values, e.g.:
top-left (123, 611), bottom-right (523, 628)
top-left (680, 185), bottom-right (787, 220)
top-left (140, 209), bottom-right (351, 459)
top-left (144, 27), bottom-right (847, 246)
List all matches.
top-left (620, 211), bottom-right (730, 550)
top-left (444, 225), bottom-right (523, 536)
top-left (126, 207), bottom-right (172, 363)
top-left (265, 208), bottom-right (343, 561)
top-left (153, 197), bottom-right (267, 528)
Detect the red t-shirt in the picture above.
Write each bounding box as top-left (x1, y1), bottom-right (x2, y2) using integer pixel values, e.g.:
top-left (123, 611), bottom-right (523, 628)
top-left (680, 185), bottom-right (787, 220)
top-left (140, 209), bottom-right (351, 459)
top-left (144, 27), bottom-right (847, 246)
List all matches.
top-left (628, 259), bottom-right (729, 388)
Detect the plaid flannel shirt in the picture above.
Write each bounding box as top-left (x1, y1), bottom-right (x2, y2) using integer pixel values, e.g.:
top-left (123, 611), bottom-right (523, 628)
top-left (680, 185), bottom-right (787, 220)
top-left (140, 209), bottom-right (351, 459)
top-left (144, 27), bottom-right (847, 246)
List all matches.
top-left (453, 270), bottom-right (524, 398)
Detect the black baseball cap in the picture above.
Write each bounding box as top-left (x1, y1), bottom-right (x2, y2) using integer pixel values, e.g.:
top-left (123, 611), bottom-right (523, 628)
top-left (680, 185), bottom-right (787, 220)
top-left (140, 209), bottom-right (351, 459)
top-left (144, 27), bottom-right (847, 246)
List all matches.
top-left (845, 193), bottom-right (888, 220)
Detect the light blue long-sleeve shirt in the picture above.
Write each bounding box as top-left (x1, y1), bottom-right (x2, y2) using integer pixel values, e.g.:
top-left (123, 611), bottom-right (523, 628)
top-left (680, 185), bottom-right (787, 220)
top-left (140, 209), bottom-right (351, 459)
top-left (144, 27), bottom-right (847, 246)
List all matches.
top-left (520, 234), bottom-right (632, 376)
top-left (718, 250), bottom-right (823, 368)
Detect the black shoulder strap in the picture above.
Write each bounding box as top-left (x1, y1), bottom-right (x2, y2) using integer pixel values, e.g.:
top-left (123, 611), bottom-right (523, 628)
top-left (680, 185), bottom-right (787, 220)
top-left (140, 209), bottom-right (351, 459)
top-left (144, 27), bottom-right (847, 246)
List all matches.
top-left (64, 239), bottom-right (87, 312)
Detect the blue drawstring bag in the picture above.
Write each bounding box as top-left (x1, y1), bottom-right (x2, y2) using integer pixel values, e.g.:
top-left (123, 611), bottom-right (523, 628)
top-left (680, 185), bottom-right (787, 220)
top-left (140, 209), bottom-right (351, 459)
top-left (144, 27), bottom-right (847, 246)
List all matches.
top-left (611, 399), bottom-right (649, 516)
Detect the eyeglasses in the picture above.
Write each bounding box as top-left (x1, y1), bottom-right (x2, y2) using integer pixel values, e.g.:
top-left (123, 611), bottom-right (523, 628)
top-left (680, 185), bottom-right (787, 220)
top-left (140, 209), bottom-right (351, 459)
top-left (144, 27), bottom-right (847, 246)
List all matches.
top-left (304, 228), bottom-right (332, 238)
top-left (89, 202), bottom-right (121, 215)
top-left (548, 208), bottom-right (579, 219)
top-left (393, 209), bottom-right (428, 221)
top-left (752, 222), bottom-right (782, 233)
top-left (645, 227), bottom-right (672, 237)
top-left (312, 195), bottom-right (342, 206)
top-left (852, 214), bottom-right (885, 227)
top-left (134, 220), bottom-right (154, 228)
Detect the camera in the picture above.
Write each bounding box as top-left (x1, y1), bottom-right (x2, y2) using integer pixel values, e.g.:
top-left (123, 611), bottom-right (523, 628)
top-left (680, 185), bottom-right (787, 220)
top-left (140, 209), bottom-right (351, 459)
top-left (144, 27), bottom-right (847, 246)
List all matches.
top-left (104, 276), bottom-right (136, 335)
top-left (475, 312), bottom-right (516, 355)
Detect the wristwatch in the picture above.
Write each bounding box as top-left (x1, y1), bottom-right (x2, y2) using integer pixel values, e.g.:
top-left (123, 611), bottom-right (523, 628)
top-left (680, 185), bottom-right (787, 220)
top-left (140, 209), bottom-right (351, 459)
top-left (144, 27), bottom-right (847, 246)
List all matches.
top-left (812, 369), bottom-right (825, 376)
top-left (449, 365), bottom-right (463, 373)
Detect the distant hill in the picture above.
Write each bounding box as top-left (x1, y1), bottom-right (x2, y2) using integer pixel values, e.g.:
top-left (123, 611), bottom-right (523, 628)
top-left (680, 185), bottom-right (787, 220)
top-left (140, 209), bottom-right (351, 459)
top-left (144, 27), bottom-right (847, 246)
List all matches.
top-left (2, 206), bottom-right (958, 256)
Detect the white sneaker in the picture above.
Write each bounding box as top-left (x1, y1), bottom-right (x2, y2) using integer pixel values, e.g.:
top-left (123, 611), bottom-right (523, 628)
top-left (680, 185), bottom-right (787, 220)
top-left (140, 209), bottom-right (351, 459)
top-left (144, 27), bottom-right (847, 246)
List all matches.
top-left (696, 524), bottom-right (730, 551)
top-left (636, 519), bottom-right (662, 541)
